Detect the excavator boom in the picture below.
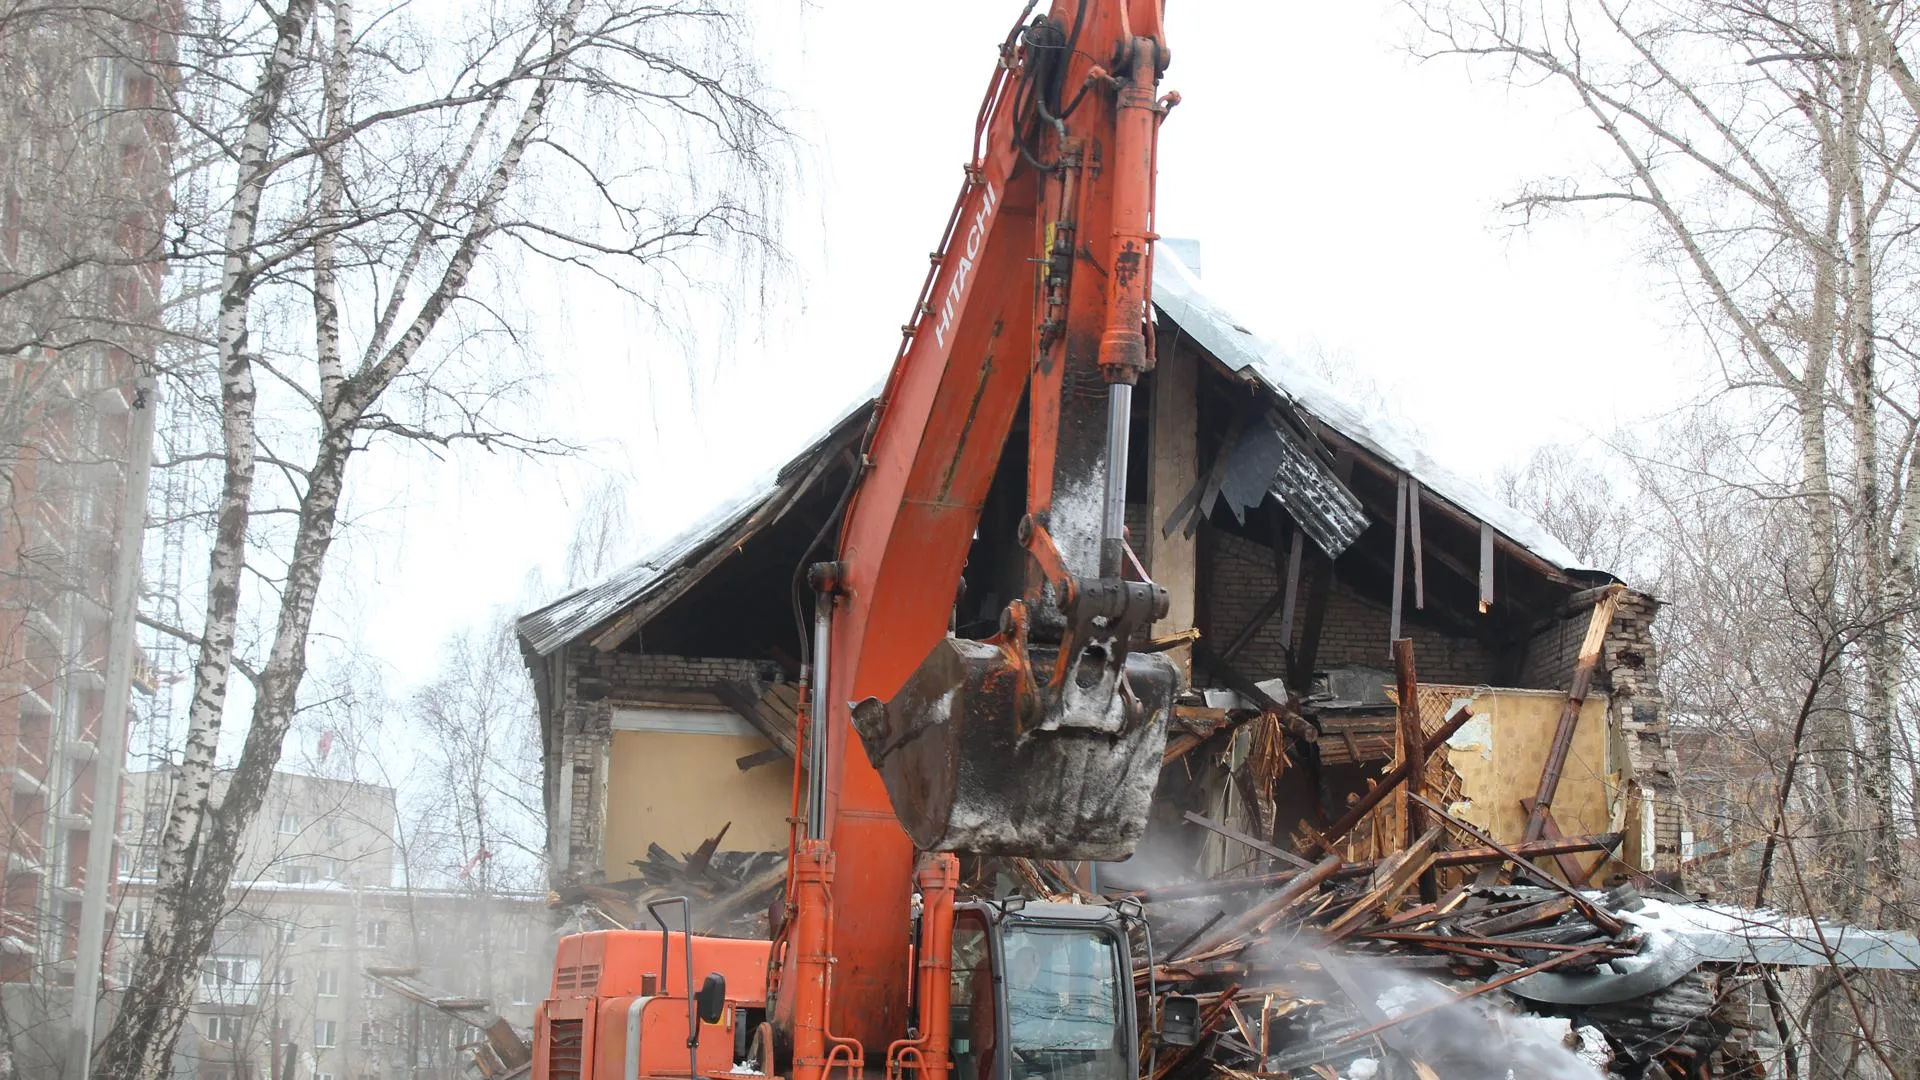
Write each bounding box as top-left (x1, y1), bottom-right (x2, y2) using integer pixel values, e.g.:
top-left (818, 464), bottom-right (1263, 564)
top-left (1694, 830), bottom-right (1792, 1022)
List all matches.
top-left (534, 9), bottom-right (1176, 1080)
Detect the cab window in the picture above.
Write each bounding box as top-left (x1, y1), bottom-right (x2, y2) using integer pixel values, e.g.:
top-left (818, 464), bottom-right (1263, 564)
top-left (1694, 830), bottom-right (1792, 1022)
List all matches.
top-left (1001, 925), bottom-right (1125, 1080)
top-left (950, 912), bottom-right (995, 1080)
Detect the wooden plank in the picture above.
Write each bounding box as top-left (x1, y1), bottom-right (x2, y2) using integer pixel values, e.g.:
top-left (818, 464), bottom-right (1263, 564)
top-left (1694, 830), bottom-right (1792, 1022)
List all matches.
top-left (1410, 792), bottom-right (1624, 937)
top-left (1392, 639), bottom-right (1437, 905)
top-left (1304, 702), bottom-right (1476, 856)
top-left (1324, 826), bottom-right (1443, 938)
top-left (709, 681), bottom-right (797, 758)
top-left (1183, 810), bottom-right (1315, 871)
top-left (1389, 474), bottom-right (1407, 648)
top-left (1478, 522), bottom-right (1495, 613)
top-left (1222, 587), bottom-right (1287, 662)
top-left (1279, 529), bottom-right (1305, 645)
top-left (1149, 344), bottom-right (1200, 669)
top-left (1408, 478), bottom-right (1425, 609)
top-left (1525, 585), bottom-right (1624, 842)
top-left (1524, 799), bottom-right (1606, 885)
top-left (734, 747), bottom-right (786, 772)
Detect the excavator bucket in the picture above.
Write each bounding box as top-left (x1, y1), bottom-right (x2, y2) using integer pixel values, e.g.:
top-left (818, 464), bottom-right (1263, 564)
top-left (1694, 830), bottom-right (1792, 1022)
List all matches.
top-left (850, 638), bottom-right (1179, 860)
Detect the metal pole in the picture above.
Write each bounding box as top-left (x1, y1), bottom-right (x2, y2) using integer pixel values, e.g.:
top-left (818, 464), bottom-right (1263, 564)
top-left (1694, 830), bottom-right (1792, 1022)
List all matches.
top-left (1100, 383), bottom-right (1132, 577)
top-left (806, 601), bottom-right (831, 841)
top-left (66, 372), bottom-right (156, 1080)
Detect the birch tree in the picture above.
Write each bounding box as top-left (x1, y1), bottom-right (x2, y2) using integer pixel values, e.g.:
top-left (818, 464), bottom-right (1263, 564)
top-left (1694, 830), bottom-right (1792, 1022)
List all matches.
top-left (1412, 2), bottom-right (1920, 1073)
top-left (97, 0), bottom-right (786, 1073)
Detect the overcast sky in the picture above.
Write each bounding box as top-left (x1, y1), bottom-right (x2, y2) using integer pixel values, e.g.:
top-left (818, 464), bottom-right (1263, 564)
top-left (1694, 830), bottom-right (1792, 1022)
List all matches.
top-left (315, 1), bottom-right (1702, 697)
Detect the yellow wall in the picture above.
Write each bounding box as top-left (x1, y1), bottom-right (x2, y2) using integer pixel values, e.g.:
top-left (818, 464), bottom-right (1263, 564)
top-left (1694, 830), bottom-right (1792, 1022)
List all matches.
top-left (603, 730), bottom-right (793, 881)
top-left (1447, 689), bottom-right (1614, 847)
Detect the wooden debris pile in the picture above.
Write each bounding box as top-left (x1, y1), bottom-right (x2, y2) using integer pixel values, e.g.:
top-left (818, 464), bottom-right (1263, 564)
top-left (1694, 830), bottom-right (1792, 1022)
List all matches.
top-left (548, 823), bottom-right (785, 937)
top-left (364, 965), bottom-right (533, 1079)
top-left (1003, 632), bottom-right (1753, 1077)
top-left (1127, 827), bottom-right (1738, 1079)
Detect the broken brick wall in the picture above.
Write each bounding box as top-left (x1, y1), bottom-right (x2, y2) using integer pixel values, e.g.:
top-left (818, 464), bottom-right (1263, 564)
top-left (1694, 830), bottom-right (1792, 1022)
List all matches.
top-left (1603, 590), bottom-right (1685, 874)
top-left (548, 646), bottom-right (780, 888)
top-left (1203, 528), bottom-right (1494, 686)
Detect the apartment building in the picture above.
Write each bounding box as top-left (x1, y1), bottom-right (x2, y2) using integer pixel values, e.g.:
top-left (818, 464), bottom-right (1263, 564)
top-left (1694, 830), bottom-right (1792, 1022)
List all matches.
top-left (120, 769), bottom-right (550, 1080)
top-left (0, 3), bottom-right (172, 1073)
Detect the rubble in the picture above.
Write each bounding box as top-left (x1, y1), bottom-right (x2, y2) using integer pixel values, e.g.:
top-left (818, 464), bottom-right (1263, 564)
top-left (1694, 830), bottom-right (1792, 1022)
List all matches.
top-left (548, 823), bottom-right (785, 938)
top-left (967, 669), bottom-right (1806, 1079)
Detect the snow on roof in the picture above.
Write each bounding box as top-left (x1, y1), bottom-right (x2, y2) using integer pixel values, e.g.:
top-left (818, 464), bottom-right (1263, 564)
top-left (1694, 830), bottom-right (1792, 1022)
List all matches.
top-left (517, 388), bottom-right (877, 658)
top-left (522, 250), bottom-right (1598, 658)
top-left (1150, 247), bottom-right (1589, 573)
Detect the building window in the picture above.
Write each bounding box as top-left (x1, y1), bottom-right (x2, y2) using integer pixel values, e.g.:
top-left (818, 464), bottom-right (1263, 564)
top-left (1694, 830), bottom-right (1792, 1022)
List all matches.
top-left (360, 1020), bottom-right (379, 1048)
top-left (273, 969), bottom-right (294, 997)
top-left (205, 1014), bottom-right (243, 1041)
top-left (319, 919), bottom-right (336, 947)
top-left (314, 1019), bottom-right (338, 1048)
top-left (512, 980), bottom-right (533, 1006)
top-left (202, 956), bottom-right (249, 989)
top-left (362, 977), bottom-right (385, 998)
top-left (284, 863), bottom-right (318, 885)
top-left (118, 906), bottom-right (144, 937)
top-left (277, 920), bottom-right (297, 945)
top-left (325, 818), bottom-right (343, 840)
top-left (279, 810), bottom-right (300, 834)
top-left (320, 858), bottom-right (339, 882)
top-left (318, 1073), bottom-right (335, 1080)
top-left (318, 969), bottom-right (338, 997)
top-left (363, 920), bottom-right (387, 949)
top-left (510, 920), bottom-right (530, 952)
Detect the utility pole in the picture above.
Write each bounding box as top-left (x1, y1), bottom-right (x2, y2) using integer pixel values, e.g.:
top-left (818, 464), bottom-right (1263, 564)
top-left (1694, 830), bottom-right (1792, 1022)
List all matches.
top-left (65, 373), bottom-right (157, 1079)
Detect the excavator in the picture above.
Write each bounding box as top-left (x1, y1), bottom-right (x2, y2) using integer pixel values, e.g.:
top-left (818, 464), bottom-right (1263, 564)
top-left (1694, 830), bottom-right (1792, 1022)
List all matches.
top-left (535, 4), bottom-right (1184, 1079)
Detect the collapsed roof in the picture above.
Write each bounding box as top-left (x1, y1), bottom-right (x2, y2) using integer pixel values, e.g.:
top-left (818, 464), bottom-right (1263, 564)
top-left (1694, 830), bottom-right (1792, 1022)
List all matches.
top-left (518, 248), bottom-right (1601, 663)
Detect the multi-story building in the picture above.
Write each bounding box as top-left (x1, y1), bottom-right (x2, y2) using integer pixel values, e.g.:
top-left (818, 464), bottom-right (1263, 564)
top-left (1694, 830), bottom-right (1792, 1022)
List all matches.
top-left (0, 0), bottom-right (173, 1067)
top-left (121, 768), bottom-right (550, 1080)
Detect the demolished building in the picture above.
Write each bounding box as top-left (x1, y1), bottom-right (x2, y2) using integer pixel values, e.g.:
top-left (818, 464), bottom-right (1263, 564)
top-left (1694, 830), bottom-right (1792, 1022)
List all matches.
top-left (516, 252), bottom-right (1920, 1075)
top-left (518, 249), bottom-right (1686, 899)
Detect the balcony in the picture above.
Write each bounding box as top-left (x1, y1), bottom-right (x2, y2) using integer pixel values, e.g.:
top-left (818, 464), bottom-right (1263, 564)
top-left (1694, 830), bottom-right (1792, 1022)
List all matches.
top-left (9, 765), bottom-right (44, 796)
top-left (26, 609), bottom-right (61, 647)
top-left (0, 907), bottom-right (36, 956)
top-left (7, 830), bottom-right (45, 877)
top-left (5, 682), bottom-right (54, 720)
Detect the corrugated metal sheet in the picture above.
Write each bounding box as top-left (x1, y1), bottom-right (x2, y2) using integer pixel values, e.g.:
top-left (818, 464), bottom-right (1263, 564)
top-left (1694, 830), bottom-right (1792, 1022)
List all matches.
top-left (1215, 408), bottom-right (1369, 557)
top-left (1152, 248), bottom-right (1589, 572)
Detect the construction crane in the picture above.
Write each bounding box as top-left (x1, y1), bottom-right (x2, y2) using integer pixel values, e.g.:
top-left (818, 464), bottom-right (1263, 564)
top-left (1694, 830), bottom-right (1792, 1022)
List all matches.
top-left (534, 5), bottom-right (1182, 1079)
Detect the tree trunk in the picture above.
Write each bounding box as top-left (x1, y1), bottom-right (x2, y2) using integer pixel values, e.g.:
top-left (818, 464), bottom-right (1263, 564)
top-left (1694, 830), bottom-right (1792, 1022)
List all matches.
top-left (92, 0), bottom-right (317, 1073)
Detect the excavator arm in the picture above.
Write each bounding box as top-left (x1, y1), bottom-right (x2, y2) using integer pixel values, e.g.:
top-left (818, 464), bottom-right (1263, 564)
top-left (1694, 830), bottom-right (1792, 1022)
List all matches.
top-left (776, 3), bottom-right (1178, 1076)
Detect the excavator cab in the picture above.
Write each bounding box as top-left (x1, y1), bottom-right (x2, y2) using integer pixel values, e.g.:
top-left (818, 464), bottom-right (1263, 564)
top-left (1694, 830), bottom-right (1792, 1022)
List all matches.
top-left (947, 901), bottom-right (1138, 1080)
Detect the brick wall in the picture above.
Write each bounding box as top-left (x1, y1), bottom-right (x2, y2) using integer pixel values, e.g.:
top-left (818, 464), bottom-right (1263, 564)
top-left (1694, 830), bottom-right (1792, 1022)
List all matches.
top-left (1205, 530), bottom-right (1494, 685)
top-left (1522, 612), bottom-right (1587, 690)
top-left (1602, 590), bottom-right (1685, 873)
top-left (550, 649), bottom-right (780, 887)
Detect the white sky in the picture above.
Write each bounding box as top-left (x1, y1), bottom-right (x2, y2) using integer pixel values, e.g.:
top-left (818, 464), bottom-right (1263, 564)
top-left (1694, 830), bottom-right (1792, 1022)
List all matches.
top-left (319, 1), bottom-right (1702, 695)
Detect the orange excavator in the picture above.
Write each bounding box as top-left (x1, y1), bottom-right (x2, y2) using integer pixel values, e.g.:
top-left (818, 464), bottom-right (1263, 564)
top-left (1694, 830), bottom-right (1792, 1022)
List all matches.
top-left (536, 4), bottom-right (1181, 1079)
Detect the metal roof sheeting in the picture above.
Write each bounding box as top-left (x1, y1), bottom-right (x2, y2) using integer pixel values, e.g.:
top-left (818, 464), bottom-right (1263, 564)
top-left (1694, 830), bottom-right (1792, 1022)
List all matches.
top-left (521, 250), bottom-right (1593, 658)
top-left (1151, 248), bottom-right (1589, 573)
top-left (516, 395), bottom-right (874, 658)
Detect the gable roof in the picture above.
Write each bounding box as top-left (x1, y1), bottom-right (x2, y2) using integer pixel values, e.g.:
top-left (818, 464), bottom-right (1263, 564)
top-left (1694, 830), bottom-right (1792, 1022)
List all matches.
top-left (519, 252), bottom-right (1591, 658)
top-left (1151, 250), bottom-right (1586, 573)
